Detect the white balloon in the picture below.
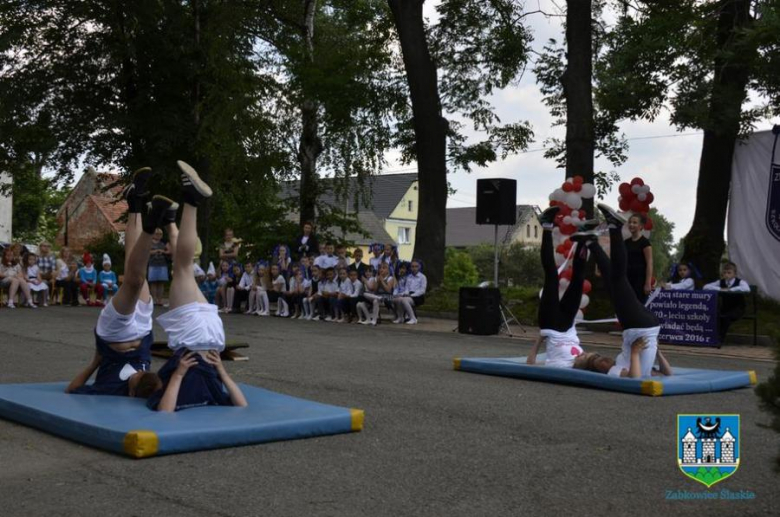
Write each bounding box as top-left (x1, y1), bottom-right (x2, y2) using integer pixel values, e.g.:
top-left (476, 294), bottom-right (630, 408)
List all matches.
top-left (559, 278), bottom-right (570, 290)
top-left (558, 288), bottom-right (566, 300)
top-left (580, 184), bottom-right (596, 198)
top-left (565, 192), bottom-right (583, 209)
top-left (571, 210), bottom-right (581, 219)
top-left (637, 193), bottom-right (647, 202)
top-left (563, 216), bottom-right (572, 225)
top-left (554, 253), bottom-right (565, 266)
top-left (576, 310), bottom-right (584, 321)
top-left (579, 294), bottom-right (590, 309)
top-left (639, 185), bottom-right (651, 194)
top-left (631, 184), bottom-right (641, 194)
top-left (552, 188), bottom-right (567, 202)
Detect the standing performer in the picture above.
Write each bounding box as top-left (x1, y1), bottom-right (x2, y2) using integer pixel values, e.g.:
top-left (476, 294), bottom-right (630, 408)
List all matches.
top-left (148, 161), bottom-right (247, 412)
top-left (526, 206), bottom-right (588, 368)
top-left (66, 168), bottom-right (166, 397)
top-left (572, 204), bottom-right (672, 378)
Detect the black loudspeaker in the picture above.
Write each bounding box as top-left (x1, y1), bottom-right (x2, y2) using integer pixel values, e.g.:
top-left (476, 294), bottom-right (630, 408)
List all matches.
top-left (476, 178), bottom-right (517, 225)
top-left (458, 287), bottom-right (501, 335)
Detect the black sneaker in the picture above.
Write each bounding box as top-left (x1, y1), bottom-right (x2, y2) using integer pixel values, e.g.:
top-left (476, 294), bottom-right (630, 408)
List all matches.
top-left (538, 206), bottom-right (560, 228)
top-left (177, 160), bottom-right (213, 206)
top-left (142, 195), bottom-right (175, 234)
top-left (122, 167), bottom-right (154, 213)
top-left (597, 203), bottom-right (626, 229)
top-left (164, 202), bottom-right (180, 225)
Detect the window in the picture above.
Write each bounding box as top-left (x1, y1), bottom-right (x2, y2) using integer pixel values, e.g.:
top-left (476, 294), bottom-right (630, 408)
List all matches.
top-left (398, 227), bottom-right (411, 244)
top-left (408, 200), bottom-right (413, 212)
top-left (534, 226), bottom-right (538, 239)
top-left (526, 225), bottom-right (530, 238)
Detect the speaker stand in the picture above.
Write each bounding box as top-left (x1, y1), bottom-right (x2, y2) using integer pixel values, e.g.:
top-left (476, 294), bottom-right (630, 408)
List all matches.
top-left (493, 225), bottom-right (500, 286)
top-left (498, 302), bottom-right (526, 337)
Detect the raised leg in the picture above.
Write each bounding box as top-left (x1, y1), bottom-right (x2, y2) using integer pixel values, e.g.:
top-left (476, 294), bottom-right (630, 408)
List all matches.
top-left (168, 204), bottom-right (207, 310)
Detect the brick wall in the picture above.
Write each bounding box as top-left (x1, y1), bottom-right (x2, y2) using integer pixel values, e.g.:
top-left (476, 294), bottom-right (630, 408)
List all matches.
top-left (55, 196), bottom-right (117, 253)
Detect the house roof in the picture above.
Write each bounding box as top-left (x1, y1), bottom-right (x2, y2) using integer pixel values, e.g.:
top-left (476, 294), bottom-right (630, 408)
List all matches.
top-left (281, 173), bottom-right (418, 220)
top-left (91, 195), bottom-right (127, 232)
top-left (445, 205), bottom-right (539, 247)
top-left (335, 211), bottom-right (396, 246)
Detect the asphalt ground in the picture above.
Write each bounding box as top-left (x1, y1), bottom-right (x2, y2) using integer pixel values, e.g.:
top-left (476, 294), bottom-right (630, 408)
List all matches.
top-left (0, 306), bottom-right (778, 516)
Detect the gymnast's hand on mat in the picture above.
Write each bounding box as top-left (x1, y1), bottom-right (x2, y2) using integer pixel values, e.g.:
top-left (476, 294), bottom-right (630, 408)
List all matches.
top-left (173, 352), bottom-right (198, 378)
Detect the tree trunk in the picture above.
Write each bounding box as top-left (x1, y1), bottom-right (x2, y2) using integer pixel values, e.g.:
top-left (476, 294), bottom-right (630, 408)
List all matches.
top-left (192, 0), bottom-right (211, 266)
top-left (388, 0), bottom-right (448, 288)
top-left (563, 0), bottom-right (594, 218)
top-left (682, 0), bottom-right (753, 281)
top-left (298, 0), bottom-right (322, 227)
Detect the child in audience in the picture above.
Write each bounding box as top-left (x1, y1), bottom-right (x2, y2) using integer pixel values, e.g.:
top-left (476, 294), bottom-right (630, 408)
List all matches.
top-left (299, 255), bottom-right (311, 280)
top-left (286, 268), bottom-right (305, 318)
top-left (303, 265), bottom-right (321, 320)
top-left (349, 248), bottom-right (366, 280)
top-left (268, 264), bottom-right (289, 317)
top-left (251, 263), bottom-right (271, 316)
top-left (335, 267), bottom-right (352, 322)
top-left (274, 244), bottom-right (292, 279)
top-left (234, 262), bottom-right (254, 314)
top-left (79, 255), bottom-right (104, 306)
top-left (704, 261), bottom-right (751, 343)
top-left (335, 244), bottom-right (349, 270)
top-left (214, 260), bottom-right (234, 312)
top-left (24, 252), bottom-right (48, 307)
top-left (1, 247), bottom-right (34, 309)
top-left (362, 262), bottom-right (395, 326)
top-left (99, 254), bottom-right (119, 304)
top-left (55, 247), bottom-right (79, 306)
top-left (148, 228), bottom-right (170, 306)
top-left (346, 268), bottom-right (364, 322)
top-left (391, 262), bottom-right (410, 323)
top-left (316, 267), bottom-right (338, 321)
top-left (356, 266), bottom-right (376, 324)
top-left (661, 262), bottom-right (696, 291)
top-left (199, 263), bottom-right (219, 304)
top-left (369, 243), bottom-right (383, 271)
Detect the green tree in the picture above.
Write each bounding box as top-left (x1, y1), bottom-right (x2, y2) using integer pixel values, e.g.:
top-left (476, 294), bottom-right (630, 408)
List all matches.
top-left (648, 208), bottom-right (675, 284)
top-left (596, 0), bottom-right (780, 280)
top-left (389, 0), bottom-right (535, 287)
top-left (443, 248), bottom-right (478, 290)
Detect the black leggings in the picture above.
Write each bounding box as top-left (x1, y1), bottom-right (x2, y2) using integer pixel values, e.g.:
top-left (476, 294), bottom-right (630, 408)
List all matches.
top-left (589, 227), bottom-right (659, 330)
top-left (538, 230), bottom-right (587, 332)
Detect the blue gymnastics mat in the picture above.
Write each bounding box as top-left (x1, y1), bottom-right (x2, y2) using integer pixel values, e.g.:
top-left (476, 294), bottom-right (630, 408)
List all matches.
top-left (453, 356), bottom-right (756, 396)
top-left (0, 382), bottom-right (363, 458)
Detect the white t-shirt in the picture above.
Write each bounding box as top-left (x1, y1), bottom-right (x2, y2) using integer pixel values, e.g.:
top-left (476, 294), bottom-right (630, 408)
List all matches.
top-left (607, 326), bottom-right (660, 377)
top-left (540, 327), bottom-right (583, 368)
top-left (272, 275), bottom-right (286, 292)
top-left (314, 255), bottom-right (339, 270)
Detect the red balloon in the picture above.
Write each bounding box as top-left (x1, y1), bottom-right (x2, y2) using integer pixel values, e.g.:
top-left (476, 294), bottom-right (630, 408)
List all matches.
top-left (644, 218), bottom-right (654, 230)
top-left (582, 279), bottom-right (592, 294)
top-left (560, 224), bottom-right (576, 235)
top-left (564, 239), bottom-right (573, 250)
top-left (629, 199), bottom-right (645, 213)
top-left (556, 244), bottom-right (565, 254)
top-left (573, 175), bottom-right (584, 185)
top-left (630, 177), bottom-right (644, 186)
top-left (619, 199), bottom-right (631, 212)
top-left (562, 182), bottom-right (574, 192)
top-left (560, 268), bottom-right (573, 280)
top-left (645, 192), bottom-right (654, 204)
top-left (619, 183), bottom-right (632, 197)
top-left (558, 204), bottom-right (573, 217)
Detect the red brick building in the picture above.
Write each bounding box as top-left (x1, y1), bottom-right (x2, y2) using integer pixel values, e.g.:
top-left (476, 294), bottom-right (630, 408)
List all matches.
top-left (56, 168), bottom-right (126, 253)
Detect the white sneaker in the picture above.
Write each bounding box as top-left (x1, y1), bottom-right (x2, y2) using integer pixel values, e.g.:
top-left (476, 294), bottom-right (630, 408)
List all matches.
top-left (406, 318), bottom-right (418, 325)
top-left (359, 320), bottom-right (370, 325)
top-left (43, 303), bottom-right (49, 307)
top-left (392, 318), bottom-right (402, 324)
top-left (260, 311), bottom-right (270, 317)
top-left (325, 316), bottom-right (333, 322)
top-left (336, 318), bottom-right (344, 323)
top-left (370, 320), bottom-right (377, 326)
top-left (244, 310), bottom-right (253, 315)
top-left (7, 302), bottom-right (15, 309)
top-left (26, 302), bottom-right (38, 309)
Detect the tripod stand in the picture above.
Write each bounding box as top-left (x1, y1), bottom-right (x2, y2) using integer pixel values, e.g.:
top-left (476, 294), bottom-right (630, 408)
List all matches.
top-left (492, 225), bottom-right (526, 337)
